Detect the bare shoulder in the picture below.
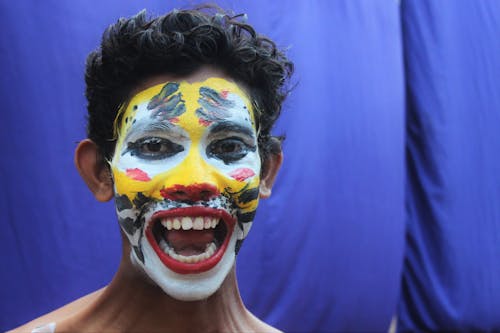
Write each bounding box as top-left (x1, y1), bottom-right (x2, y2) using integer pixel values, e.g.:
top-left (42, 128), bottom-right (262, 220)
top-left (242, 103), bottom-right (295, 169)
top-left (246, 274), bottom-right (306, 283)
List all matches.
top-left (6, 288), bottom-right (105, 333)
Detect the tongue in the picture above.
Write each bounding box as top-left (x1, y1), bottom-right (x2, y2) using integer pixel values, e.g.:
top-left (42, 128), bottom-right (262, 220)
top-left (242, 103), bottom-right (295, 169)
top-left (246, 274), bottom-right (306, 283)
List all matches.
top-left (166, 229), bottom-right (215, 256)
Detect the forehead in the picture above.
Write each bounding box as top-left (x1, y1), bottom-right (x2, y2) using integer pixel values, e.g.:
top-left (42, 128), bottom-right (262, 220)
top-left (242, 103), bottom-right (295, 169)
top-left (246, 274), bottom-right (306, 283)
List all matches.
top-left (115, 77), bottom-right (256, 136)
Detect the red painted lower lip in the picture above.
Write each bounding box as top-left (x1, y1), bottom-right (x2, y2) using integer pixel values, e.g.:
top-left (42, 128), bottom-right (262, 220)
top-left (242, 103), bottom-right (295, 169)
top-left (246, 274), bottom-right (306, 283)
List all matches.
top-left (145, 207), bottom-right (235, 274)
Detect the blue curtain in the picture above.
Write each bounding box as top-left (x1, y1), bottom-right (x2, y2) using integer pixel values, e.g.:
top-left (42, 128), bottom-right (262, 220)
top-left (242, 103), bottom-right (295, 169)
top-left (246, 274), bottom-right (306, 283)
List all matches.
top-left (3, 0), bottom-right (498, 332)
top-left (399, 0), bottom-right (500, 330)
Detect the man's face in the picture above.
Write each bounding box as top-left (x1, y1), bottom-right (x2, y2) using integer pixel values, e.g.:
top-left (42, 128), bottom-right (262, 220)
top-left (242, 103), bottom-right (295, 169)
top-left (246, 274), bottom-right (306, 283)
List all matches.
top-left (110, 77), bottom-right (261, 300)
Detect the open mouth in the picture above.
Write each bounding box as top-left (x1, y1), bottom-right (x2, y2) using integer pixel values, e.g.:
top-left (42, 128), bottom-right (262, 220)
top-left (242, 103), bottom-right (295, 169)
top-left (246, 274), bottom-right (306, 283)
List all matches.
top-left (145, 206), bottom-right (235, 274)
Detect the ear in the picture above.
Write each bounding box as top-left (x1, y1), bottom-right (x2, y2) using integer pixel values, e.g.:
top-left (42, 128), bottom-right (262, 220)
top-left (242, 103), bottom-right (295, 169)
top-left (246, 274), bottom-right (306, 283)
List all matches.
top-left (259, 151), bottom-right (283, 199)
top-left (74, 139), bottom-right (114, 202)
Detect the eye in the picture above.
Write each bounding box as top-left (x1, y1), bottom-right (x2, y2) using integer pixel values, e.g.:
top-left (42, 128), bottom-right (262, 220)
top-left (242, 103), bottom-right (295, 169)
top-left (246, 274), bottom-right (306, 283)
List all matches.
top-left (125, 137), bottom-right (184, 160)
top-left (207, 137), bottom-right (254, 164)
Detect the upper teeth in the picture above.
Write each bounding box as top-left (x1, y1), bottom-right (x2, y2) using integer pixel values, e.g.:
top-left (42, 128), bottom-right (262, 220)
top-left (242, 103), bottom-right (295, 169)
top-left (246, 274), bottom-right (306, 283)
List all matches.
top-left (161, 216), bottom-right (219, 230)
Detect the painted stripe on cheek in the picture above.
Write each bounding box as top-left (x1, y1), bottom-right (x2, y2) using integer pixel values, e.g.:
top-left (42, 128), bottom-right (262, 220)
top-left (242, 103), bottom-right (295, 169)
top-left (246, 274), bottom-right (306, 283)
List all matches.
top-left (126, 168), bottom-right (151, 181)
top-left (229, 168), bottom-right (255, 181)
top-left (238, 188), bottom-right (259, 204)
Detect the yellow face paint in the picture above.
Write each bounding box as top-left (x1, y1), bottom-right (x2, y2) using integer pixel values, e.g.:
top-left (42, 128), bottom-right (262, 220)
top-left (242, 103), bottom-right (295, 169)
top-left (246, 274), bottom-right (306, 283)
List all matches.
top-left (110, 77), bottom-right (262, 300)
top-left (112, 78), bottom-right (259, 211)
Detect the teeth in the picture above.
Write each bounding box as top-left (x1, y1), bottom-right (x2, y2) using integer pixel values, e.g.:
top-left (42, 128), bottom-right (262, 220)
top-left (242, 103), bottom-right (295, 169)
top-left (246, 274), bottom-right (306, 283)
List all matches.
top-left (181, 217), bottom-right (193, 230)
top-left (208, 242), bottom-right (216, 252)
top-left (161, 218), bottom-right (173, 230)
top-left (156, 215), bottom-right (223, 264)
top-left (160, 216), bottom-right (220, 231)
top-left (193, 217), bottom-right (204, 230)
top-left (204, 217), bottom-right (211, 229)
top-left (159, 239), bottom-right (169, 251)
top-left (158, 240), bottom-right (218, 264)
top-left (173, 218), bottom-right (181, 230)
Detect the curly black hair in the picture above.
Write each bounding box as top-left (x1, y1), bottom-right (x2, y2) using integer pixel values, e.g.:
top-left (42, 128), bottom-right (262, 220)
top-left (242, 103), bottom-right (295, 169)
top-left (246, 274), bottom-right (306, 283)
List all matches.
top-left (85, 7), bottom-right (293, 165)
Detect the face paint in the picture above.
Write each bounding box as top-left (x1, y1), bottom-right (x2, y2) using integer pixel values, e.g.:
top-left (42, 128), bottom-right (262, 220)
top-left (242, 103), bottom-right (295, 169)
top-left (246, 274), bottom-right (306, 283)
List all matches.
top-left (110, 78), bottom-right (261, 301)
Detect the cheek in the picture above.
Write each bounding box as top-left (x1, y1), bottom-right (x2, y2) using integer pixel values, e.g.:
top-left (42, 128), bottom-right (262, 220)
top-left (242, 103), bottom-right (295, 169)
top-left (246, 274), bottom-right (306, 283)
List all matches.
top-left (225, 171), bottom-right (261, 212)
top-left (112, 165), bottom-right (158, 201)
top-left (205, 150), bottom-right (261, 202)
top-left (125, 168), bottom-right (151, 182)
top-left (206, 147), bottom-right (261, 179)
top-left (229, 168), bottom-right (255, 181)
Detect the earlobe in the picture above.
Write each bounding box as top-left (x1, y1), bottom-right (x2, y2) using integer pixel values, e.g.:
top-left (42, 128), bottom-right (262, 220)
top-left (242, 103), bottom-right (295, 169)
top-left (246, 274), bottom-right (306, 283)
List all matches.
top-left (259, 151), bottom-right (283, 199)
top-left (74, 139), bottom-right (114, 202)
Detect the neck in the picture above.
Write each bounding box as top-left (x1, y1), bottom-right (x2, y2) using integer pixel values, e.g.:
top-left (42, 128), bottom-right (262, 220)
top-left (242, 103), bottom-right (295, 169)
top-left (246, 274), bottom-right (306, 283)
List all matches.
top-left (71, 248), bottom-right (251, 333)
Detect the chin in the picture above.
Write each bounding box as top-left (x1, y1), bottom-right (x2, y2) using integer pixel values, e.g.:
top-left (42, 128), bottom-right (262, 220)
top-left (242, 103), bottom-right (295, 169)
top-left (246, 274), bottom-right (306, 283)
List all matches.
top-left (131, 222), bottom-right (239, 301)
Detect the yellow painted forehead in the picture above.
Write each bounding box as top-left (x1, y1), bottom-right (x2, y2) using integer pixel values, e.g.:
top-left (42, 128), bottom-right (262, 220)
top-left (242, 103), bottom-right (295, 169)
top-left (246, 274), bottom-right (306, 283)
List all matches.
top-left (114, 77), bottom-right (255, 138)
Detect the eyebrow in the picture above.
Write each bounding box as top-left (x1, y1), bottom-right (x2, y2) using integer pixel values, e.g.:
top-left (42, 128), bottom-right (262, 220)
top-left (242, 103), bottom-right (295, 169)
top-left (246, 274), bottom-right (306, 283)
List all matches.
top-left (209, 121), bottom-right (255, 139)
top-left (123, 119), bottom-right (185, 143)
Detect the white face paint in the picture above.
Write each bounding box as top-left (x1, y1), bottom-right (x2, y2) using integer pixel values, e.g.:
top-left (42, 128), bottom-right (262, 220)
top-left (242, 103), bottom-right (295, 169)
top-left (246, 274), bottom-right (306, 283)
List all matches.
top-left (110, 78), bottom-right (262, 300)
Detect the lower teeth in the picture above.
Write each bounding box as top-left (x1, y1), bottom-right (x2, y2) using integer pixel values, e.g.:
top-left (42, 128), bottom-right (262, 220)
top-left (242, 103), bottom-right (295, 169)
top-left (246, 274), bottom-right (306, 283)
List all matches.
top-left (158, 239), bottom-right (217, 264)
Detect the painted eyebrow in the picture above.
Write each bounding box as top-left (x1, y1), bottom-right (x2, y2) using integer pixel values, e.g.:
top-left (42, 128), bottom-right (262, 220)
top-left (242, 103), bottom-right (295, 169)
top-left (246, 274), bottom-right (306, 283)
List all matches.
top-left (123, 120), bottom-right (185, 143)
top-left (209, 121), bottom-right (255, 139)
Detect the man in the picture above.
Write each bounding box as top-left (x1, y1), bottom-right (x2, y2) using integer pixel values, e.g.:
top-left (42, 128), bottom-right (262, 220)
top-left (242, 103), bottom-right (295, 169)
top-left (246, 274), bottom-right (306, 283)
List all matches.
top-left (11, 6), bottom-right (293, 333)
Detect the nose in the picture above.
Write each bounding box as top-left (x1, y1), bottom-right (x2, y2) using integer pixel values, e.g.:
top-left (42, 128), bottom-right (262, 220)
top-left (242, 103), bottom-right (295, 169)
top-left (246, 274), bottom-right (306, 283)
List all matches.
top-left (160, 183), bottom-right (220, 202)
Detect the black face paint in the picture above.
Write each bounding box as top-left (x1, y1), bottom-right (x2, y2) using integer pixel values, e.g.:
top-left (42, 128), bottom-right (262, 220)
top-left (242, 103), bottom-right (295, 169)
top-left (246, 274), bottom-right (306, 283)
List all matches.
top-left (237, 210), bottom-right (257, 224)
top-left (206, 137), bottom-right (256, 165)
top-left (115, 194), bottom-right (133, 211)
top-left (148, 82), bottom-right (180, 109)
top-left (133, 245), bottom-right (144, 263)
top-left (196, 86), bottom-right (235, 122)
top-left (238, 188), bottom-right (259, 204)
top-left (147, 82), bottom-right (186, 120)
top-left (123, 137), bottom-right (184, 160)
top-left (235, 239), bottom-right (244, 254)
top-left (135, 216), bottom-right (145, 229)
top-left (133, 192), bottom-right (149, 210)
top-left (209, 121), bottom-right (255, 139)
top-left (119, 217), bottom-right (137, 235)
top-left (150, 94), bottom-right (186, 120)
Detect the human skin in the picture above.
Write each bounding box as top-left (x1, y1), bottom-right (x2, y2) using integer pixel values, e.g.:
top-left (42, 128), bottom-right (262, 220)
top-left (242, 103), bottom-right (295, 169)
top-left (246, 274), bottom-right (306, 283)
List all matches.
top-left (9, 67), bottom-right (282, 333)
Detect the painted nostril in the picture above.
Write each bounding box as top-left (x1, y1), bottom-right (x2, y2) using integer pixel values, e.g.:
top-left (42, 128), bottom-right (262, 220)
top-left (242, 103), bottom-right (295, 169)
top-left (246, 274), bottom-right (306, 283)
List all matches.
top-left (160, 184), bottom-right (220, 202)
top-left (199, 190), bottom-right (212, 201)
top-left (175, 191), bottom-right (189, 201)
